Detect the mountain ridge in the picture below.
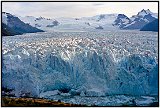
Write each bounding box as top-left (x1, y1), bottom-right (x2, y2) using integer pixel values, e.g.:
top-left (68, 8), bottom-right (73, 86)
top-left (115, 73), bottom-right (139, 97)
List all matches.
top-left (2, 9), bottom-right (158, 35)
top-left (114, 9), bottom-right (158, 30)
top-left (2, 12), bottom-right (44, 36)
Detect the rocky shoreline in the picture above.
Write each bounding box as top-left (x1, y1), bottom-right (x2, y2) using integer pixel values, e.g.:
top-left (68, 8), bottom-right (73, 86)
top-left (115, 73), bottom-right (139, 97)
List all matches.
top-left (2, 97), bottom-right (87, 107)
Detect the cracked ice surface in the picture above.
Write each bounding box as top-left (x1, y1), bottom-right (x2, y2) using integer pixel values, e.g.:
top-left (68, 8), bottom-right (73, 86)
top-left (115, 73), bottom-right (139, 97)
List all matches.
top-left (2, 31), bottom-right (158, 99)
top-left (47, 95), bottom-right (158, 106)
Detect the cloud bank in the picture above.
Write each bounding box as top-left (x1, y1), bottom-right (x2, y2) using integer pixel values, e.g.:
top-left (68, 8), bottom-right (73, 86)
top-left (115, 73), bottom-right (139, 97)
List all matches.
top-left (2, 2), bottom-right (158, 18)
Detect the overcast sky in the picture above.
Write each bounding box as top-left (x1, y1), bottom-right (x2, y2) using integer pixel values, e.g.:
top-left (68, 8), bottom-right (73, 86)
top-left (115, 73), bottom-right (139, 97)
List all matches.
top-left (2, 2), bottom-right (158, 18)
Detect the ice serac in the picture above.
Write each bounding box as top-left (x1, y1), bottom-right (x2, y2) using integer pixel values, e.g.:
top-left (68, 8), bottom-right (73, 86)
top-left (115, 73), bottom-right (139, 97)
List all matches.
top-left (2, 33), bottom-right (158, 98)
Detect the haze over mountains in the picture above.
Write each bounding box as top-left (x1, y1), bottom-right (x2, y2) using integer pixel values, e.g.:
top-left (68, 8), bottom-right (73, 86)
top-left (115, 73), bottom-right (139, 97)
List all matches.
top-left (2, 9), bottom-right (158, 36)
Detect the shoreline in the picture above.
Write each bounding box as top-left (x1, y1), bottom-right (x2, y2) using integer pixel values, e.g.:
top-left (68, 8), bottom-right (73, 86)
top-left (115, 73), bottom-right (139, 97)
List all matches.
top-left (2, 96), bottom-right (87, 107)
top-left (2, 96), bottom-right (158, 107)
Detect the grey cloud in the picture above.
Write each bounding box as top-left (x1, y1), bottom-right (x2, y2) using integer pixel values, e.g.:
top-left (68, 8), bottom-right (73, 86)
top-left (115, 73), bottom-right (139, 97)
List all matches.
top-left (93, 3), bottom-right (104, 6)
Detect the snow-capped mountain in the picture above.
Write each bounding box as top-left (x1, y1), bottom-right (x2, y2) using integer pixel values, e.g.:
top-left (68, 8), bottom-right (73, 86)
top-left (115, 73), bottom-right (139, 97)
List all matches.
top-left (82, 14), bottom-right (118, 30)
top-left (52, 14), bottom-right (118, 31)
top-left (2, 12), bottom-right (44, 36)
top-left (2, 9), bottom-right (158, 35)
top-left (19, 16), bottom-right (59, 31)
top-left (112, 14), bottom-right (131, 29)
top-left (19, 14), bottom-right (118, 31)
top-left (19, 9), bottom-right (157, 32)
top-left (137, 9), bottom-right (158, 18)
top-left (116, 9), bottom-right (158, 30)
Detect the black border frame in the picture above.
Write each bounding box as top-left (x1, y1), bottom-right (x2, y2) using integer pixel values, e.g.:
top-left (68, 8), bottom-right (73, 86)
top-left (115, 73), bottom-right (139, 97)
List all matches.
top-left (1, 1), bottom-right (159, 107)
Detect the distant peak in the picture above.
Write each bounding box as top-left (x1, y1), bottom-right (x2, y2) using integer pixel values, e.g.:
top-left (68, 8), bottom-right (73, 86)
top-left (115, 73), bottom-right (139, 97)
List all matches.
top-left (141, 9), bottom-right (145, 11)
top-left (2, 12), bottom-right (17, 17)
top-left (146, 9), bottom-right (152, 13)
top-left (117, 14), bottom-right (128, 18)
top-left (140, 9), bottom-right (147, 13)
top-left (137, 9), bottom-right (153, 16)
top-left (36, 16), bottom-right (45, 20)
top-left (2, 12), bottom-right (10, 15)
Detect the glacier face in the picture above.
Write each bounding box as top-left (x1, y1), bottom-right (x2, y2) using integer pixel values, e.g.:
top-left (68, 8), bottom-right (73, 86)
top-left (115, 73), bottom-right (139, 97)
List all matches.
top-left (2, 31), bottom-right (158, 98)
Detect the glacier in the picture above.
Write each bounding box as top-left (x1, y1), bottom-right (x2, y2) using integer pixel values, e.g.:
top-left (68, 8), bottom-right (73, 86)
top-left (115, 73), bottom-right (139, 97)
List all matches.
top-left (2, 31), bottom-right (158, 105)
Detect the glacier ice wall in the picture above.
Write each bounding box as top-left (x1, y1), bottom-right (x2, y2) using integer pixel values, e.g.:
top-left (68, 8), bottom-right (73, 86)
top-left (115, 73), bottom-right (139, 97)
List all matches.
top-left (2, 32), bottom-right (158, 97)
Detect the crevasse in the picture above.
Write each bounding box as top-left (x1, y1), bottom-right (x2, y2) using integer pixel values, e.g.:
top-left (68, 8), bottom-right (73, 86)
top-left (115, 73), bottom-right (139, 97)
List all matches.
top-left (2, 31), bottom-right (158, 98)
top-left (2, 44), bottom-right (158, 97)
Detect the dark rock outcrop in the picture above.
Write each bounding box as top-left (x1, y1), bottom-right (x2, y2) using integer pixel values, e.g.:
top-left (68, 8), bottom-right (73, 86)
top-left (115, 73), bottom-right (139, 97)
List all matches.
top-left (2, 12), bottom-right (44, 36)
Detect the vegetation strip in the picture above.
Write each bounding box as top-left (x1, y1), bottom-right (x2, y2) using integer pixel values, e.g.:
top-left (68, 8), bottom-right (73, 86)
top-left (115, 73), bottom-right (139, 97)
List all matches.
top-left (2, 97), bottom-right (87, 107)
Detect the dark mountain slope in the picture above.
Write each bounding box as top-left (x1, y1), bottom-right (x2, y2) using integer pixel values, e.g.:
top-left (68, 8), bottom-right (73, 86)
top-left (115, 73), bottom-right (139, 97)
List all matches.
top-left (2, 12), bottom-right (44, 36)
top-left (140, 19), bottom-right (158, 32)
